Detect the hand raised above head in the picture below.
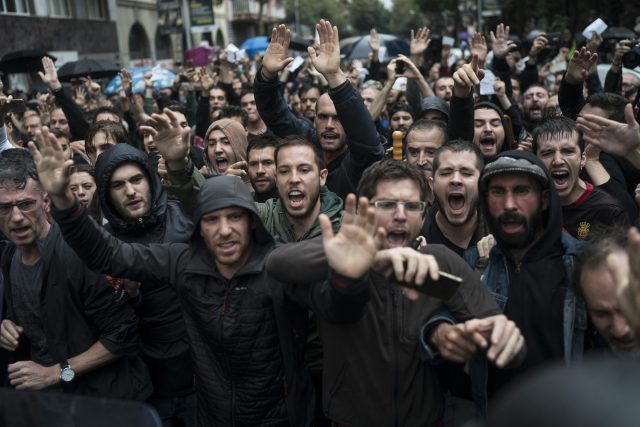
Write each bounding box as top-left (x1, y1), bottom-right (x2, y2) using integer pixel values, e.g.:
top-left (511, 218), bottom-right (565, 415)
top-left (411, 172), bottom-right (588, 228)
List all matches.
top-left (28, 127), bottom-right (74, 207)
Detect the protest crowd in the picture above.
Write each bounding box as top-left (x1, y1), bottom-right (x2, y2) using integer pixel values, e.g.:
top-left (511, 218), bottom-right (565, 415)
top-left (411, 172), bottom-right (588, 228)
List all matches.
top-left (2, 13), bottom-right (640, 427)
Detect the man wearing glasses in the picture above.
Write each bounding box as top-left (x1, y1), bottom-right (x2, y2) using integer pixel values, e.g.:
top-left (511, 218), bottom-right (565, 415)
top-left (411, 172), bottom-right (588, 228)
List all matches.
top-left (267, 160), bottom-right (525, 426)
top-left (0, 149), bottom-right (150, 399)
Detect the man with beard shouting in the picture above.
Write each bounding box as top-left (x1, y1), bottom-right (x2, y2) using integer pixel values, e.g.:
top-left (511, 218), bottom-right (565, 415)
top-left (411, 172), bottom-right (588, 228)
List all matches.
top-left (254, 21), bottom-right (384, 200)
top-left (465, 150), bottom-right (587, 402)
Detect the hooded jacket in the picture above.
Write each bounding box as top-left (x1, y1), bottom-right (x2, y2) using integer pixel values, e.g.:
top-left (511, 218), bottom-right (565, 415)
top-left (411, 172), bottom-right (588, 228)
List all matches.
top-left (448, 98), bottom-right (517, 157)
top-left (468, 150), bottom-right (586, 406)
top-left (202, 118), bottom-right (248, 176)
top-left (94, 144), bottom-right (194, 397)
top-left (53, 175), bottom-right (371, 427)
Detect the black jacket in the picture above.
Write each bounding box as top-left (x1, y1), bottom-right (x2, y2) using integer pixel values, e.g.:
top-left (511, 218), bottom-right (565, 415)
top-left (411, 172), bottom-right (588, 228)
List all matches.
top-left (53, 175), bottom-right (370, 427)
top-left (254, 72), bottom-right (385, 200)
top-left (0, 223), bottom-right (151, 400)
top-left (95, 144), bottom-right (195, 397)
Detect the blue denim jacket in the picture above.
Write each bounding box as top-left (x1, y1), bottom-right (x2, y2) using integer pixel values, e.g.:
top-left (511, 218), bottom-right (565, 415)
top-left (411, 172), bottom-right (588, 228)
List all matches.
top-left (421, 232), bottom-right (587, 417)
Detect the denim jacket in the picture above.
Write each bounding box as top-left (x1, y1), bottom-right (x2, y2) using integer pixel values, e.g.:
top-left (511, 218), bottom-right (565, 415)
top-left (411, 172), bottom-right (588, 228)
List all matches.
top-left (421, 232), bottom-right (587, 417)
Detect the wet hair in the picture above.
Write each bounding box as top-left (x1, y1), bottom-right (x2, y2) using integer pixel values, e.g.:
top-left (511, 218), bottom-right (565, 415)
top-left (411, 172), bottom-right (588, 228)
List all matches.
top-left (299, 83), bottom-right (324, 99)
top-left (85, 120), bottom-right (129, 156)
top-left (406, 118), bottom-right (449, 142)
top-left (247, 134), bottom-right (280, 158)
top-left (274, 135), bottom-right (326, 170)
top-left (532, 116), bottom-right (583, 154)
top-left (432, 139), bottom-right (485, 175)
top-left (357, 159), bottom-right (428, 201)
top-left (218, 105), bottom-right (248, 128)
top-left (584, 93), bottom-right (629, 123)
top-left (572, 225), bottom-right (628, 294)
top-left (164, 101), bottom-right (187, 116)
top-left (93, 106), bottom-right (121, 122)
top-left (0, 150), bottom-right (42, 193)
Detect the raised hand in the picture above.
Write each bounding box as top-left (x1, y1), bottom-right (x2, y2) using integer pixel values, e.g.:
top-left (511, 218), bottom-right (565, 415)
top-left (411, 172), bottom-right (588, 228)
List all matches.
top-left (410, 27), bottom-right (431, 57)
top-left (262, 24), bottom-right (294, 80)
top-left (369, 28), bottom-right (380, 53)
top-left (586, 32), bottom-right (603, 54)
top-left (321, 194), bottom-right (385, 280)
top-left (119, 68), bottom-right (133, 96)
top-left (308, 19), bottom-right (344, 87)
top-left (396, 55), bottom-right (421, 79)
top-left (139, 108), bottom-right (191, 170)
top-left (469, 32), bottom-right (488, 64)
top-left (198, 68), bottom-right (217, 93)
top-left (529, 34), bottom-right (548, 62)
top-left (73, 86), bottom-right (87, 108)
top-left (564, 46), bottom-right (598, 85)
top-left (38, 56), bottom-right (61, 90)
top-left (452, 54), bottom-right (484, 98)
top-left (28, 127), bottom-right (75, 209)
top-left (489, 23), bottom-right (514, 59)
top-left (577, 103), bottom-right (640, 157)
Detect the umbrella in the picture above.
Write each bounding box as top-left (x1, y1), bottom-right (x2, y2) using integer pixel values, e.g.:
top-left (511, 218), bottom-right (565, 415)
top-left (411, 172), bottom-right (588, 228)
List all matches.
top-left (104, 66), bottom-right (177, 95)
top-left (0, 50), bottom-right (56, 74)
top-left (56, 58), bottom-right (121, 81)
top-left (340, 34), bottom-right (410, 61)
top-left (185, 45), bottom-right (213, 67)
top-left (602, 27), bottom-right (637, 40)
top-left (240, 36), bottom-right (270, 58)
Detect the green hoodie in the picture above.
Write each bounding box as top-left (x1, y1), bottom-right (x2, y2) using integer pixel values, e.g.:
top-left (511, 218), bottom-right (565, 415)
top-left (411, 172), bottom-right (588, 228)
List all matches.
top-left (256, 185), bottom-right (343, 242)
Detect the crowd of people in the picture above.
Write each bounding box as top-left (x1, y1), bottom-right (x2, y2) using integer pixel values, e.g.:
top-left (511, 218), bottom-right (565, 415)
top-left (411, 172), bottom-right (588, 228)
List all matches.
top-left (1, 16), bottom-right (640, 427)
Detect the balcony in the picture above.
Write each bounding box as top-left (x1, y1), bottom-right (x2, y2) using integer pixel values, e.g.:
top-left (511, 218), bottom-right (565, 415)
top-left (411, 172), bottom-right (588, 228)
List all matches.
top-left (228, 0), bottom-right (285, 22)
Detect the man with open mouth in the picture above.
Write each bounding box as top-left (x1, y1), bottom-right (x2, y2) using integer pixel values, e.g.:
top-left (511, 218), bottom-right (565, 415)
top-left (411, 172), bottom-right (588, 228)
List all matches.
top-left (423, 140), bottom-right (488, 257)
top-left (203, 118), bottom-right (248, 177)
top-left (522, 84), bottom-right (549, 132)
top-left (532, 116), bottom-right (627, 240)
top-left (472, 102), bottom-right (510, 160)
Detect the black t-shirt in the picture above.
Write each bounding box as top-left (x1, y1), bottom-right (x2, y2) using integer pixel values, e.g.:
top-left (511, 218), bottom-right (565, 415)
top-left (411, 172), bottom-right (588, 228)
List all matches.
top-left (10, 252), bottom-right (52, 366)
top-left (421, 205), bottom-right (480, 258)
top-left (562, 183), bottom-right (629, 240)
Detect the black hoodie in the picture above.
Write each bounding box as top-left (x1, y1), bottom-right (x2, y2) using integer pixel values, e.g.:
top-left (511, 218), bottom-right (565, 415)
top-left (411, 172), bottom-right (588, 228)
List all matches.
top-left (94, 144), bottom-right (195, 398)
top-left (479, 150), bottom-right (571, 392)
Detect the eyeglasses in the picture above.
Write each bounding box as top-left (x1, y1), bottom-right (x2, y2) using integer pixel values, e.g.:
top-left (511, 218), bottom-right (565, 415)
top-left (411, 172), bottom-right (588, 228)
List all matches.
top-left (373, 200), bottom-right (426, 213)
top-left (0, 199), bottom-right (38, 216)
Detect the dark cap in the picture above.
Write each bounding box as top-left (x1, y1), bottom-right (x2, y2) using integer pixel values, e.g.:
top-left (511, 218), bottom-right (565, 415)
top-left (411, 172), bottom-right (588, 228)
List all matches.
top-left (480, 154), bottom-right (549, 190)
top-left (419, 96), bottom-right (450, 121)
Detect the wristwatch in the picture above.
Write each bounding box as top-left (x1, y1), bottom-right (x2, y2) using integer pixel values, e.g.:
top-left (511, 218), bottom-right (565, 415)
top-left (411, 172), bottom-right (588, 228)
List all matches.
top-left (60, 360), bottom-right (75, 383)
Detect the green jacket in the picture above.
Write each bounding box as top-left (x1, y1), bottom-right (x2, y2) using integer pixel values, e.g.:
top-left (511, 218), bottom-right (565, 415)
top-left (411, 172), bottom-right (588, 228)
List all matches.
top-left (256, 186), bottom-right (343, 242)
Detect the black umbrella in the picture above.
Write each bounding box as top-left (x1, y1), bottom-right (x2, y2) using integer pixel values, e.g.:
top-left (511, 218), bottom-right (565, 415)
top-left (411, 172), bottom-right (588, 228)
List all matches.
top-left (602, 27), bottom-right (637, 40)
top-left (0, 50), bottom-right (56, 74)
top-left (340, 34), bottom-right (410, 61)
top-left (56, 58), bottom-right (121, 81)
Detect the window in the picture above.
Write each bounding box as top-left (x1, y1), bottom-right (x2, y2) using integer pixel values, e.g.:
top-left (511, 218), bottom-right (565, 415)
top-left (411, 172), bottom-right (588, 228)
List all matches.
top-left (49, 0), bottom-right (71, 17)
top-left (1, 0), bottom-right (33, 15)
top-left (86, 0), bottom-right (106, 20)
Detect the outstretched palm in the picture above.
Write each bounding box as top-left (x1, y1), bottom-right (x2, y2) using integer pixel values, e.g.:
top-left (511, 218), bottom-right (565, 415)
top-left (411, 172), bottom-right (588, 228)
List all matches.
top-left (321, 195), bottom-right (383, 279)
top-left (263, 24), bottom-right (293, 76)
top-left (28, 128), bottom-right (73, 198)
top-left (308, 20), bottom-right (341, 77)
